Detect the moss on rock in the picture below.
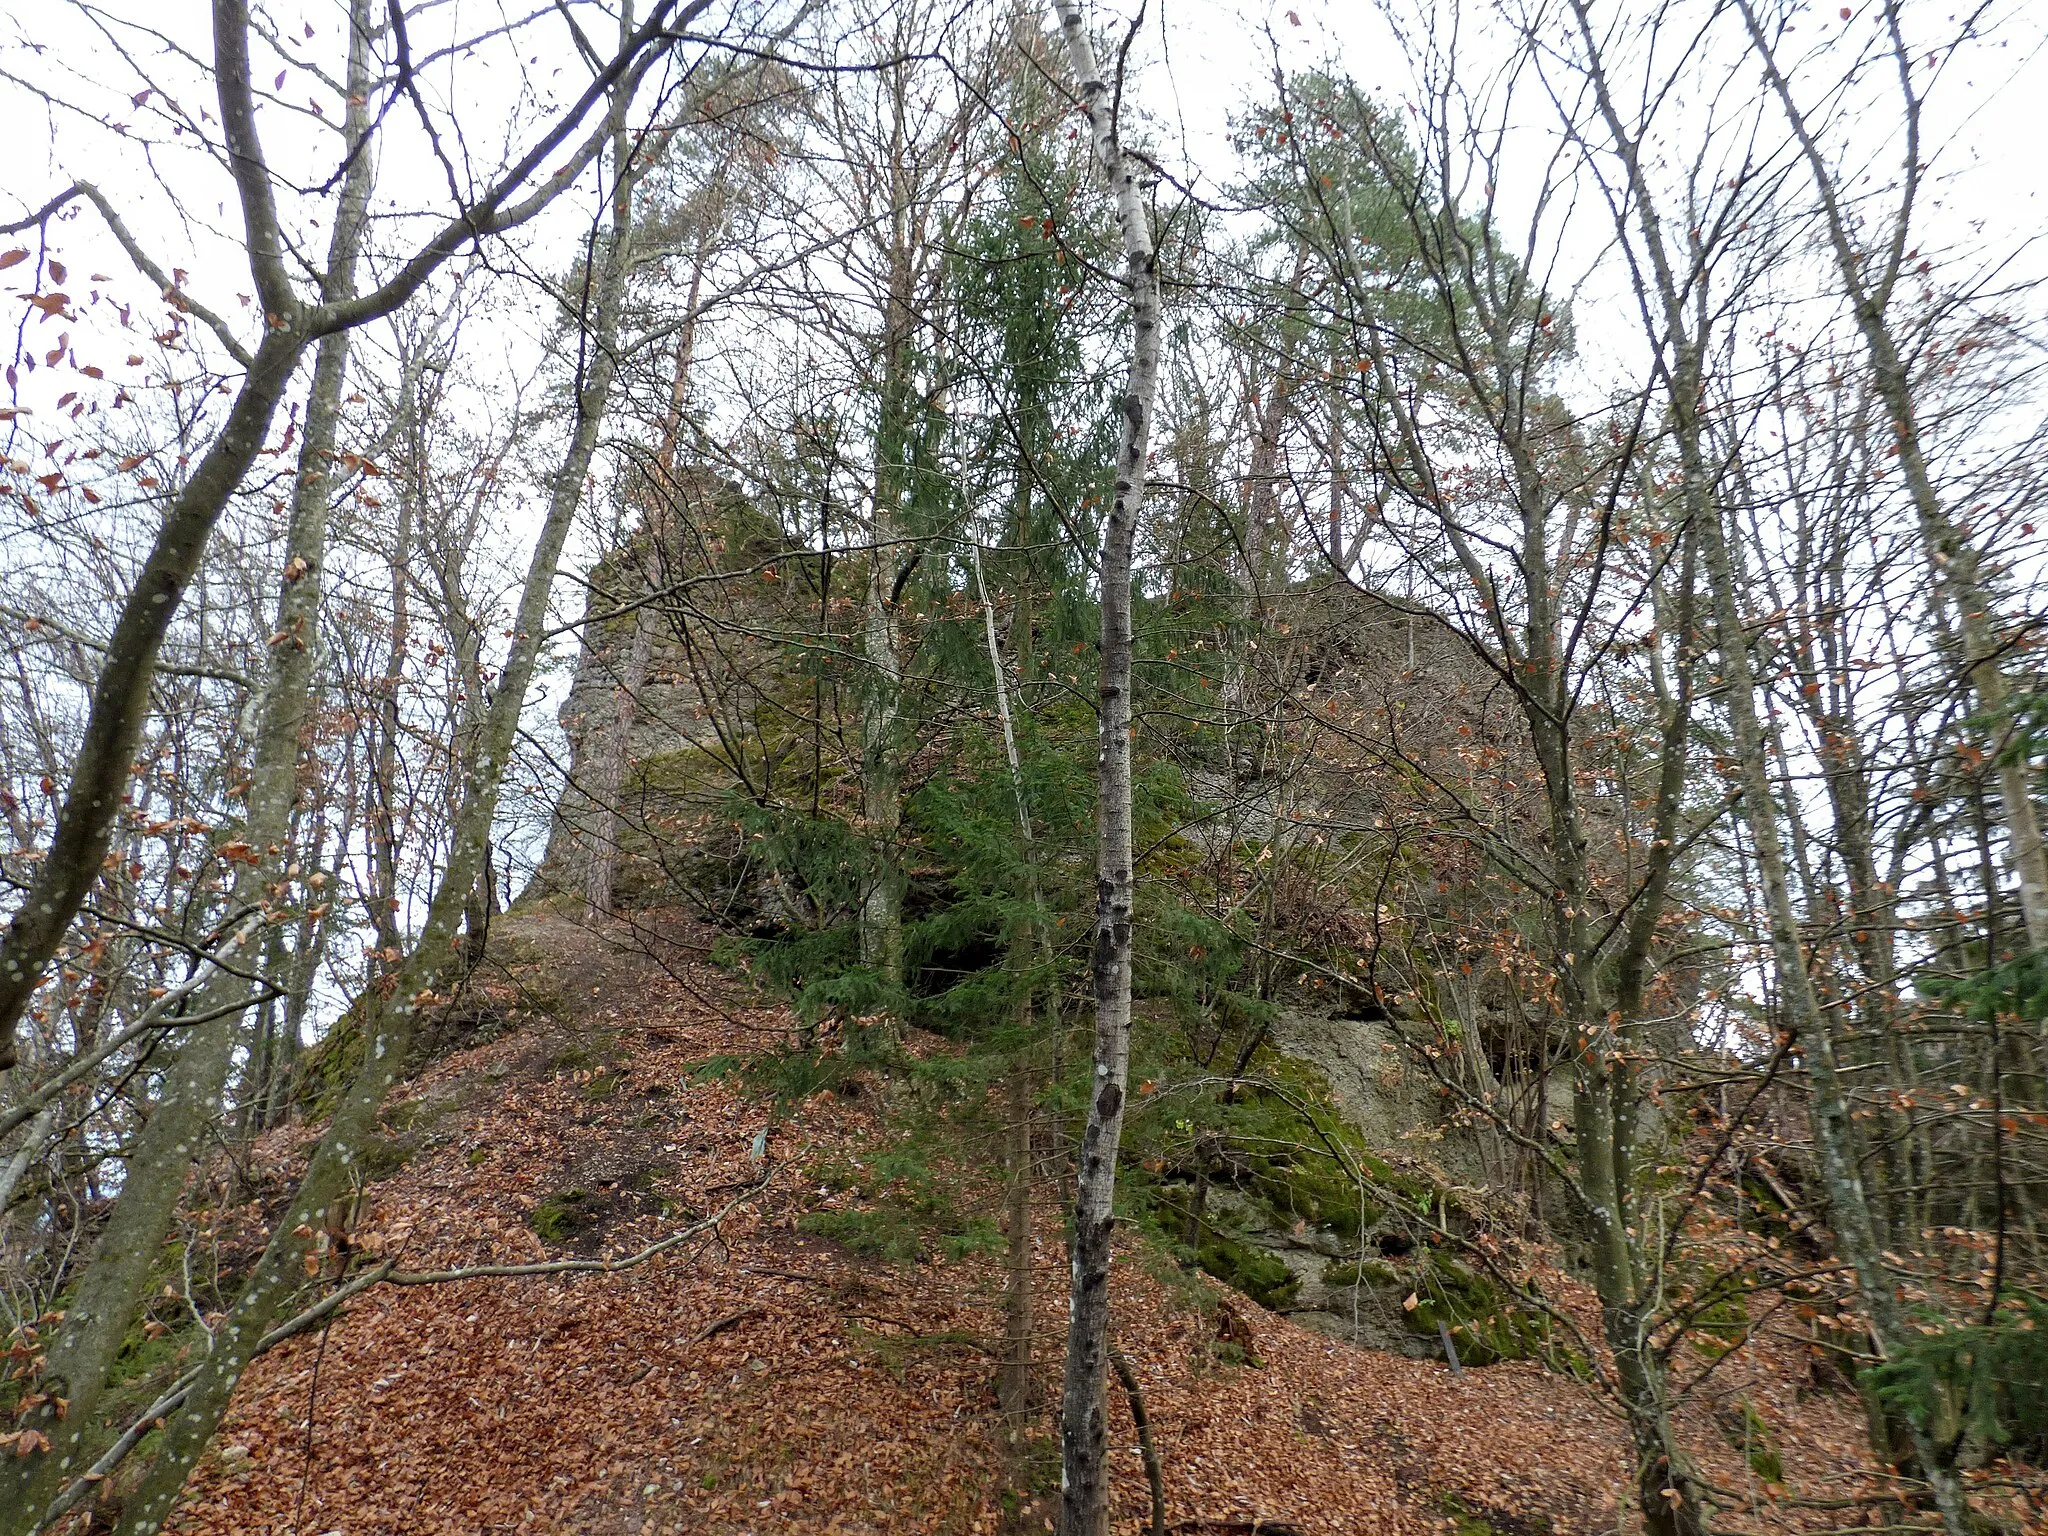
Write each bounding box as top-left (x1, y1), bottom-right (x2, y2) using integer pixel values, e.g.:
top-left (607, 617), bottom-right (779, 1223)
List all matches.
top-left (1401, 1251), bottom-right (1553, 1366)
top-left (1196, 1235), bottom-right (1300, 1310)
top-left (530, 1187), bottom-right (597, 1244)
top-left (1322, 1257), bottom-right (1401, 1290)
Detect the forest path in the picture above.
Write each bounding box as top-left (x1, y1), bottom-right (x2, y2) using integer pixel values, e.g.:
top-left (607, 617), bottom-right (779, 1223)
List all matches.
top-left (160, 910), bottom-right (1770, 1536)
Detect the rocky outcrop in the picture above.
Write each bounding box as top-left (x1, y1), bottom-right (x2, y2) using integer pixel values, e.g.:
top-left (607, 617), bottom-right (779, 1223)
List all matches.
top-left (1153, 1005), bottom-right (1581, 1368)
top-left (534, 467), bottom-right (814, 917)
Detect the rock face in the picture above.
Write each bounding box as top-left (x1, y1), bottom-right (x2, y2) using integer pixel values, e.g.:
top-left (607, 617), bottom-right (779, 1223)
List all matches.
top-left (1146, 1005), bottom-right (1572, 1367)
top-left (535, 468), bottom-right (813, 918)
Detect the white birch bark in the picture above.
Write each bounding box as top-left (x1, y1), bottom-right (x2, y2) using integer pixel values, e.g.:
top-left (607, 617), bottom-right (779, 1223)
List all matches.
top-left (0, 1103), bottom-right (58, 1218)
top-left (1046, 5), bottom-right (1162, 1533)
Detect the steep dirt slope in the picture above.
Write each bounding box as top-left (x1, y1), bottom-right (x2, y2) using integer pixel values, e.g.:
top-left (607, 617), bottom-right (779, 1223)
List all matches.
top-left (158, 912), bottom-right (1900, 1536)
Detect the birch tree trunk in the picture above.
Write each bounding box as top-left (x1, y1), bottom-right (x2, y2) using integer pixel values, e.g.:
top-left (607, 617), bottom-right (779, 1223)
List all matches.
top-left (975, 539), bottom-right (1045, 1423)
top-left (0, 1102), bottom-right (59, 1217)
top-left (1047, 5), bottom-right (1162, 1532)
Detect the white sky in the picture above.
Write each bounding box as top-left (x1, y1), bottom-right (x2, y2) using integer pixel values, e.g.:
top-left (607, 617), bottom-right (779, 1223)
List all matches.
top-left (7, 0), bottom-right (2044, 444)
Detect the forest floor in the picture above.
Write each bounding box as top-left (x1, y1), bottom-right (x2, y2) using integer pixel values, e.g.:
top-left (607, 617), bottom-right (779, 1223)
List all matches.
top-left (158, 909), bottom-right (2020, 1536)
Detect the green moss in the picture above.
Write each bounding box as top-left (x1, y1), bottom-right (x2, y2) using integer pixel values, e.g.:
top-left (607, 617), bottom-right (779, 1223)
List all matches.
top-left (1136, 1233), bottom-right (1222, 1318)
top-left (796, 1200), bottom-right (1001, 1264)
top-left (632, 743), bottom-right (746, 796)
top-left (1196, 1236), bottom-right (1300, 1310)
top-left (1323, 1258), bottom-right (1401, 1289)
top-left (287, 997), bottom-right (371, 1117)
top-left (1402, 1251), bottom-right (1552, 1366)
top-left (352, 1134), bottom-right (415, 1183)
top-left (1356, 1150), bottom-right (1434, 1206)
top-left (810, 1160), bottom-right (862, 1194)
top-left (1728, 1399), bottom-right (1785, 1484)
top-left (1690, 1289), bottom-right (1751, 1358)
top-left (582, 1070), bottom-right (623, 1101)
top-left (1437, 1493), bottom-right (1525, 1536)
top-left (465, 1146), bottom-right (490, 1167)
top-left (1249, 1153), bottom-right (1382, 1239)
top-left (624, 1164), bottom-right (674, 1193)
top-left (531, 1188), bottom-right (595, 1244)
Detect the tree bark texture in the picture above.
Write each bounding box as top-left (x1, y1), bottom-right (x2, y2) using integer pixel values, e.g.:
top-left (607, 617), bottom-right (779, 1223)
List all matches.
top-left (1048, 5), bottom-right (1162, 1535)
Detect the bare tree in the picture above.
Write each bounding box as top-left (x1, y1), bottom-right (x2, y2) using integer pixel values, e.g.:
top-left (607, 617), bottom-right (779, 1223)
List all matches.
top-left (0, 0), bottom-right (712, 1070)
top-left (1047, 3), bottom-right (1163, 1533)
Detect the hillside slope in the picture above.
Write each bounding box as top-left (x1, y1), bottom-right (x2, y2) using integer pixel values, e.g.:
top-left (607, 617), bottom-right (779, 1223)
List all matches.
top-left (160, 912), bottom-right (1896, 1536)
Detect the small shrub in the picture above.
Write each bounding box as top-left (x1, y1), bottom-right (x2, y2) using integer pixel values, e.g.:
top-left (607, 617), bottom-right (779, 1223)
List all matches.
top-left (1868, 1294), bottom-right (2048, 1460)
top-left (799, 1206), bottom-right (927, 1263)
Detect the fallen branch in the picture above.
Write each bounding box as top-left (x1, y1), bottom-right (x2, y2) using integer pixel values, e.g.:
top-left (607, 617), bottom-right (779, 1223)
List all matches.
top-left (39, 1178), bottom-right (767, 1526)
top-left (688, 1306), bottom-right (764, 1344)
top-left (739, 1265), bottom-right (835, 1286)
top-left (1111, 1344), bottom-right (1166, 1536)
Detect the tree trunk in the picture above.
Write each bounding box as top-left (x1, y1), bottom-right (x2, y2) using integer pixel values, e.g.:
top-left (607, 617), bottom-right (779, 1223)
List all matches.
top-left (100, 52), bottom-right (644, 1535)
top-left (0, 8), bottom-right (378, 1518)
top-left (1049, 4), bottom-right (1162, 1534)
top-left (858, 204), bottom-right (917, 992)
top-left (0, 1102), bottom-right (59, 1217)
top-left (1001, 1063), bottom-right (1036, 1422)
top-left (977, 538), bottom-right (1044, 1426)
top-left (1698, 500), bottom-right (1972, 1536)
